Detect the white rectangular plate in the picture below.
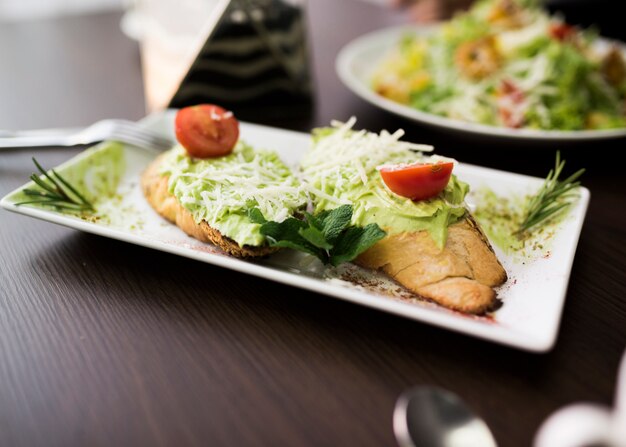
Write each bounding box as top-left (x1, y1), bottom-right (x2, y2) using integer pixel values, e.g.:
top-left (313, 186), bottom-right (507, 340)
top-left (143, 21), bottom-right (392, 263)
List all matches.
top-left (1, 110), bottom-right (589, 352)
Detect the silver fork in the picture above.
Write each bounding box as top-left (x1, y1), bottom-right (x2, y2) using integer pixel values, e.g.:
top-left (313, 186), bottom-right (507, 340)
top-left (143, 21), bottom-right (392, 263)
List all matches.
top-left (0, 119), bottom-right (174, 151)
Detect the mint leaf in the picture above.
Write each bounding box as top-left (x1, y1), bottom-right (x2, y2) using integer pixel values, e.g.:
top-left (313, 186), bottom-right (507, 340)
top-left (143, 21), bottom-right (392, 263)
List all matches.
top-left (252, 206), bottom-right (386, 266)
top-left (247, 208), bottom-right (267, 224)
top-left (299, 225), bottom-right (333, 250)
top-left (329, 223), bottom-right (387, 266)
top-left (303, 211), bottom-right (323, 228)
top-left (317, 204), bottom-right (353, 244)
top-left (260, 218), bottom-right (324, 258)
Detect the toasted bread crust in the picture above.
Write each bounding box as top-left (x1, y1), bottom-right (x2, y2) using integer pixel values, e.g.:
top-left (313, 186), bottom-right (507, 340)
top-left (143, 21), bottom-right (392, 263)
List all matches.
top-left (141, 155), bottom-right (277, 258)
top-left (356, 217), bottom-right (507, 314)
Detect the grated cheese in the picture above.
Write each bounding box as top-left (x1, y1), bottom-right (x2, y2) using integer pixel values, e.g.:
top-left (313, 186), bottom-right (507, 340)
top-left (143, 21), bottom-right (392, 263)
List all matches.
top-left (300, 118), bottom-right (457, 211)
top-left (160, 143), bottom-right (308, 245)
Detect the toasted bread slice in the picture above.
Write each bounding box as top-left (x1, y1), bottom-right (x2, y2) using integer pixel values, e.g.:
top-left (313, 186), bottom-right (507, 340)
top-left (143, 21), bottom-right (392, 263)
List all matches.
top-left (356, 215), bottom-right (507, 314)
top-left (141, 155), bottom-right (277, 258)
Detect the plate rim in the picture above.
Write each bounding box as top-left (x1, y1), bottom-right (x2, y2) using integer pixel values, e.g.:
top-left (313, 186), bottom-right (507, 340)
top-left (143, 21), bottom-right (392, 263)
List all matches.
top-left (336, 24), bottom-right (626, 141)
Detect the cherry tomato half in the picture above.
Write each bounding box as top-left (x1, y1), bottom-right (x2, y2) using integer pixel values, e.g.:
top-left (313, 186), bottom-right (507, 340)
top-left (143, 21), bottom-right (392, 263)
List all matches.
top-left (175, 104), bottom-right (239, 158)
top-left (549, 23), bottom-right (575, 42)
top-left (379, 161), bottom-right (454, 201)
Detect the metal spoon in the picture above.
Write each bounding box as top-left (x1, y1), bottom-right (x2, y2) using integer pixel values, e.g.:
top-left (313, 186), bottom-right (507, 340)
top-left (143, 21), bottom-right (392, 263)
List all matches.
top-left (393, 386), bottom-right (497, 447)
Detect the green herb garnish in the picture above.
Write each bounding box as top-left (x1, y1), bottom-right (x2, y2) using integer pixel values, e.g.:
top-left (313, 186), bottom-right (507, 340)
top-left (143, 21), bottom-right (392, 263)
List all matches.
top-left (249, 204), bottom-right (386, 266)
top-left (516, 152), bottom-right (584, 235)
top-left (15, 157), bottom-right (94, 212)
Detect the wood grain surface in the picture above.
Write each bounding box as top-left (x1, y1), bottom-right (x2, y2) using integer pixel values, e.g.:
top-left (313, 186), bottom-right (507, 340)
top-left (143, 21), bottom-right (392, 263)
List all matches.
top-left (1, 3), bottom-right (626, 447)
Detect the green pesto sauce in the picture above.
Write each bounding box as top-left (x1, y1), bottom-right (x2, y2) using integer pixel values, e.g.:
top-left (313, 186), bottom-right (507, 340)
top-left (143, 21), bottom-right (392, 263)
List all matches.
top-left (8, 141), bottom-right (125, 214)
top-left (59, 142), bottom-right (125, 202)
top-left (472, 187), bottom-right (526, 253)
top-left (472, 186), bottom-right (570, 258)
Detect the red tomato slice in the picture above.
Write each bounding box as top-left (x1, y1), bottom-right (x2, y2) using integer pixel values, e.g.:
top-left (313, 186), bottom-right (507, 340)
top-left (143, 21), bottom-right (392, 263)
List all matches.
top-left (497, 79), bottom-right (524, 103)
top-left (175, 104), bottom-right (239, 158)
top-left (379, 161), bottom-right (454, 201)
top-left (549, 23), bottom-right (575, 42)
top-left (496, 80), bottom-right (525, 128)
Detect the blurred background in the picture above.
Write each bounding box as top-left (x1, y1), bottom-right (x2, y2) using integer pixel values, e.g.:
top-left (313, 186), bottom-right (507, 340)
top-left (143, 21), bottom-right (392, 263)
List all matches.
top-left (0, 0), bottom-right (124, 20)
top-left (1, 0), bottom-right (624, 129)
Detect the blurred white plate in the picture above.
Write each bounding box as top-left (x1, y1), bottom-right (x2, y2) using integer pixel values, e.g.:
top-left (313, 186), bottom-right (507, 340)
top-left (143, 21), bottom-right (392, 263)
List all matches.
top-left (1, 110), bottom-right (589, 351)
top-left (336, 25), bottom-right (626, 140)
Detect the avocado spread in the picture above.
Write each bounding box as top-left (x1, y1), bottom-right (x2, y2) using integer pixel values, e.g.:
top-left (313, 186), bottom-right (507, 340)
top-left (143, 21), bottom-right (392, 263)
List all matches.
top-left (300, 120), bottom-right (469, 248)
top-left (160, 142), bottom-right (307, 247)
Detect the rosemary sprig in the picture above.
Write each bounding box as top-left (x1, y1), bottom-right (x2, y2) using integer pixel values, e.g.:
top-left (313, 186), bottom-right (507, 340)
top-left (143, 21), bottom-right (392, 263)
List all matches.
top-left (15, 157), bottom-right (94, 212)
top-left (516, 151), bottom-right (584, 235)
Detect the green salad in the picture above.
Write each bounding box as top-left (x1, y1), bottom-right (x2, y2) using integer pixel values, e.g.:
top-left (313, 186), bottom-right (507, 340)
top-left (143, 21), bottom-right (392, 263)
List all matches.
top-left (372, 0), bottom-right (626, 130)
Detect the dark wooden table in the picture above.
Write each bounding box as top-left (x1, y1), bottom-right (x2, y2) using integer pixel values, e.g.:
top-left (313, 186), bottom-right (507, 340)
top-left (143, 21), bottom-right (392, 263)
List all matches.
top-left (1, 2), bottom-right (625, 446)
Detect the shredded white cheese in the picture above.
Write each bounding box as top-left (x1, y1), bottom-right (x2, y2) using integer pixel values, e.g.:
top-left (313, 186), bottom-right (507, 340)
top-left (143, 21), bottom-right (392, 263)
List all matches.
top-left (162, 143), bottom-right (308, 228)
top-left (302, 117), bottom-right (433, 192)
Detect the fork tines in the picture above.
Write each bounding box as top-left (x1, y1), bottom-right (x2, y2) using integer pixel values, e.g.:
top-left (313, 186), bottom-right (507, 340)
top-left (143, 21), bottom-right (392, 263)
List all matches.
top-left (110, 120), bottom-right (173, 151)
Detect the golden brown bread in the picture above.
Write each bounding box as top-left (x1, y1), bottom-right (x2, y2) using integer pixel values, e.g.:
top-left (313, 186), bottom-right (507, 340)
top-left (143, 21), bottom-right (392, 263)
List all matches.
top-left (356, 216), bottom-right (507, 314)
top-left (141, 155), bottom-right (277, 258)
